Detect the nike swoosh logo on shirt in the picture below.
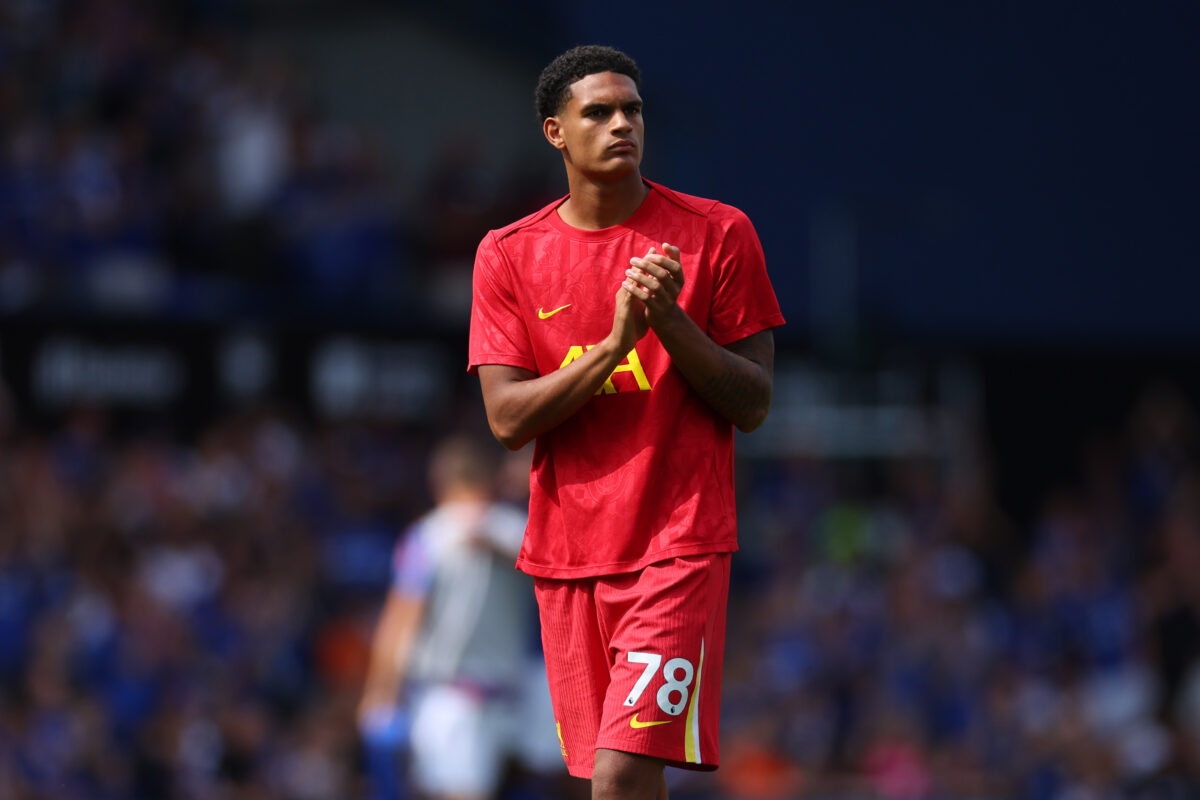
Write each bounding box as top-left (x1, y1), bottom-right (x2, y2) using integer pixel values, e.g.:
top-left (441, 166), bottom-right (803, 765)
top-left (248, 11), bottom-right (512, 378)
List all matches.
top-left (537, 304), bottom-right (571, 319)
top-left (629, 714), bottom-right (672, 729)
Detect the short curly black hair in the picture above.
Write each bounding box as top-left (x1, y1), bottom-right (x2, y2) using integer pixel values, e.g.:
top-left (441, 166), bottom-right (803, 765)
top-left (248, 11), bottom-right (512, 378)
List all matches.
top-left (534, 45), bottom-right (641, 122)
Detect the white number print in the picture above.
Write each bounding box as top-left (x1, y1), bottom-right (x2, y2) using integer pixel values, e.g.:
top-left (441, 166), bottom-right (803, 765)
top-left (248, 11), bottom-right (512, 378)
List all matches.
top-left (657, 657), bottom-right (695, 716)
top-left (623, 652), bottom-right (661, 707)
top-left (623, 651), bottom-right (696, 716)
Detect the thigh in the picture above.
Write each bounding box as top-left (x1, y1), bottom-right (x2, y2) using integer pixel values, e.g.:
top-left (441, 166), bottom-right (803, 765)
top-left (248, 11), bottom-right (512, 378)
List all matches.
top-left (595, 553), bottom-right (731, 773)
top-left (592, 748), bottom-right (668, 800)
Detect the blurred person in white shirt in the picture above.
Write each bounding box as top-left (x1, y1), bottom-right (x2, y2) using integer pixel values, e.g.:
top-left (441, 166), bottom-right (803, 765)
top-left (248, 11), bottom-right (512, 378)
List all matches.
top-left (358, 434), bottom-right (564, 800)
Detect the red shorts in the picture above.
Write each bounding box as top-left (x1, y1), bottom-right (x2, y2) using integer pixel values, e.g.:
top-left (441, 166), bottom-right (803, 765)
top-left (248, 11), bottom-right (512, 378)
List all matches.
top-left (533, 553), bottom-right (730, 779)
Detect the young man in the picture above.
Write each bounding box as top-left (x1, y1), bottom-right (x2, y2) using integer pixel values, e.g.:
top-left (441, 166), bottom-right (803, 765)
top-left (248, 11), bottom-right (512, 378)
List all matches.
top-left (468, 45), bottom-right (785, 800)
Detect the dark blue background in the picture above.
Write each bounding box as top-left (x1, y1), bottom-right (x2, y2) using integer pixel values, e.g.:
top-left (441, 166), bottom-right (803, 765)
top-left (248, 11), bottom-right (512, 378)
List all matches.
top-left (483, 0), bottom-right (1200, 348)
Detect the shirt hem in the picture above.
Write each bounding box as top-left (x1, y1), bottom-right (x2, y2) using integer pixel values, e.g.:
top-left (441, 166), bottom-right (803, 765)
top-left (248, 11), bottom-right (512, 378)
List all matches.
top-left (516, 540), bottom-right (738, 579)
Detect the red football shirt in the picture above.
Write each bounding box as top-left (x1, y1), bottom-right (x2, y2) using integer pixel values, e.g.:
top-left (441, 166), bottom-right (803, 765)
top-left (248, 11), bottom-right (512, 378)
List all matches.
top-left (469, 180), bottom-right (785, 579)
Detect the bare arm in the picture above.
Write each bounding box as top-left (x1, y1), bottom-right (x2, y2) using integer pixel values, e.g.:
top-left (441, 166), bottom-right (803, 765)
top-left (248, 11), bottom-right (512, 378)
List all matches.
top-left (658, 324), bottom-right (774, 432)
top-left (624, 244), bottom-right (775, 432)
top-left (358, 589), bottom-right (423, 721)
top-left (478, 282), bottom-right (650, 451)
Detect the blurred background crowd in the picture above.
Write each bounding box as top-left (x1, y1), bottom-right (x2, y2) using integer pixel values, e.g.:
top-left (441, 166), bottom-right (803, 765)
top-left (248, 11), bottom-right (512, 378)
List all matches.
top-left (2, 1), bottom-right (1199, 799)
top-left (7, 373), bottom-right (1200, 800)
top-left (0, 0), bottom-right (553, 325)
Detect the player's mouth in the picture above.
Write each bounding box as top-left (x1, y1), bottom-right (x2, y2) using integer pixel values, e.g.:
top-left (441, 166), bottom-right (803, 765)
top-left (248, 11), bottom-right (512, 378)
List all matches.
top-left (608, 140), bottom-right (636, 153)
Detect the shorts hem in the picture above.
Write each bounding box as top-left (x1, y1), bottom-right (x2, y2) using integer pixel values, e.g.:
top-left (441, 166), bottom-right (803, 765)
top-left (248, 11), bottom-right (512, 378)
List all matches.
top-left (595, 737), bottom-right (719, 773)
top-left (561, 756), bottom-right (719, 781)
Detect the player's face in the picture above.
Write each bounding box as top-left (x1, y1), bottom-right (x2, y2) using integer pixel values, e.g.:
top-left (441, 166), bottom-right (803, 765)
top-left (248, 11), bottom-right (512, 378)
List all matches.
top-left (545, 71), bottom-right (644, 179)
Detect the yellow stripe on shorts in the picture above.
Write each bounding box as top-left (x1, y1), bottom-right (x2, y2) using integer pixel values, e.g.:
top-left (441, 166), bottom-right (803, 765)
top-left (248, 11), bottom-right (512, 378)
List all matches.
top-left (684, 638), bottom-right (705, 763)
top-left (556, 721), bottom-right (568, 760)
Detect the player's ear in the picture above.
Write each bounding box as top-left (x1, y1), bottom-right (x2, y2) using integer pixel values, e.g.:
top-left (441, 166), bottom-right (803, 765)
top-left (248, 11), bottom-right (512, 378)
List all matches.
top-left (543, 116), bottom-right (566, 151)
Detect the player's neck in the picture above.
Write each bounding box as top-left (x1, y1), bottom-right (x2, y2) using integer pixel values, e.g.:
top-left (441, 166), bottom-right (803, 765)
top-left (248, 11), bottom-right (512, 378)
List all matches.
top-left (558, 172), bottom-right (649, 230)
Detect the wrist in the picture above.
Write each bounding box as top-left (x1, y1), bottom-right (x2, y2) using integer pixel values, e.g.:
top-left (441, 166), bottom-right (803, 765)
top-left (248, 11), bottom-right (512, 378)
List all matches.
top-left (598, 332), bottom-right (633, 362)
top-left (649, 303), bottom-right (691, 339)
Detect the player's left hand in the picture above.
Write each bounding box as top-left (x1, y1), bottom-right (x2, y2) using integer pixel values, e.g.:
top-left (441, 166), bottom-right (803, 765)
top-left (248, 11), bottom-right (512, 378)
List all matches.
top-left (623, 243), bottom-right (684, 325)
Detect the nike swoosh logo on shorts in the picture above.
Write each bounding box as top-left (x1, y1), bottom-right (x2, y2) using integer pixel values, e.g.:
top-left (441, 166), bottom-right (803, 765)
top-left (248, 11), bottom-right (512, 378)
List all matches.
top-left (537, 304), bottom-right (571, 319)
top-left (629, 714), bottom-right (672, 729)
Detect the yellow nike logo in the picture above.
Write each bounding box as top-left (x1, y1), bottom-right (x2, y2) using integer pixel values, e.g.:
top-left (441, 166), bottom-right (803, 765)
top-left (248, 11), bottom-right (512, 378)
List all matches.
top-left (537, 304), bottom-right (571, 319)
top-left (629, 714), bottom-right (672, 729)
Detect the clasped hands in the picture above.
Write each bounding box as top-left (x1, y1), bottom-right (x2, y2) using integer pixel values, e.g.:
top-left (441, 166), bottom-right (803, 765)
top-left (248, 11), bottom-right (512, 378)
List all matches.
top-left (623, 243), bottom-right (684, 322)
top-left (610, 242), bottom-right (685, 350)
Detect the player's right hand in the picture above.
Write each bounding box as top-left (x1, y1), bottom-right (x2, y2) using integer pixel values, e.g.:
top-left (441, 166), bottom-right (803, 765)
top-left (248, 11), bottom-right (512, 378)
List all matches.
top-left (611, 255), bottom-right (651, 350)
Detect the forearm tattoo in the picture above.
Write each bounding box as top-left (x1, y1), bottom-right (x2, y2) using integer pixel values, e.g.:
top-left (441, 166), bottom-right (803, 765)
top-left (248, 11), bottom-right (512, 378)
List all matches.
top-left (698, 333), bottom-right (774, 429)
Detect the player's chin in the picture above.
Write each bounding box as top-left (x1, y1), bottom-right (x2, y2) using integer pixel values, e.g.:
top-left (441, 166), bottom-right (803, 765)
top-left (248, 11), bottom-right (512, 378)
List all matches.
top-left (590, 157), bottom-right (641, 179)
top-left (608, 148), bottom-right (640, 164)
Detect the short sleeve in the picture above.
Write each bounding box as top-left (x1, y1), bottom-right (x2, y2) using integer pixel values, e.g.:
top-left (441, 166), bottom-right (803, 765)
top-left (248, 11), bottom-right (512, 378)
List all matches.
top-left (391, 524), bottom-right (433, 596)
top-left (468, 232), bottom-right (536, 374)
top-left (706, 206), bottom-right (786, 346)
